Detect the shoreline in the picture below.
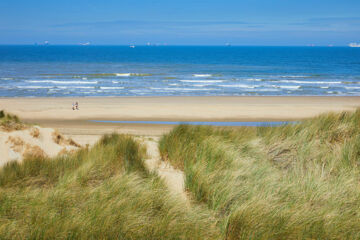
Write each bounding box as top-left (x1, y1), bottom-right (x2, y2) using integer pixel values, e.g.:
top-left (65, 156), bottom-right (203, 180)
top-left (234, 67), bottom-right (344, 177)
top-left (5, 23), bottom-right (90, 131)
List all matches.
top-left (1, 96), bottom-right (359, 144)
top-left (1, 96), bottom-right (358, 120)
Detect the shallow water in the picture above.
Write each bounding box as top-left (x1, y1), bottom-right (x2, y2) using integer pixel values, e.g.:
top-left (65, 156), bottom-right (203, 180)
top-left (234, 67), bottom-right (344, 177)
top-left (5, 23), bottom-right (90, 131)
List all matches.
top-left (89, 120), bottom-right (293, 127)
top-left (1, 46), bottom-right (359, 97)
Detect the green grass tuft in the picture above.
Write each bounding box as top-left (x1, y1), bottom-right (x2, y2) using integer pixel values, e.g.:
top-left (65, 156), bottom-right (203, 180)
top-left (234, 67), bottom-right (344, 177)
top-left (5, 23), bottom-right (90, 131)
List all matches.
top-left (0, 133), bottom-right (219, 239)
top-left (160, 110), bottom-right (360, 239)
top-left (0, 110), bottom-right (25, 131)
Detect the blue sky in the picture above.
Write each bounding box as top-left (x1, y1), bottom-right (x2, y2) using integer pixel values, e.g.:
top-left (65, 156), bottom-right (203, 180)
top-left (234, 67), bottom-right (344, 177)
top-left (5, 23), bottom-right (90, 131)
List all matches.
top-left (0, 0), bottom-right (359, 45)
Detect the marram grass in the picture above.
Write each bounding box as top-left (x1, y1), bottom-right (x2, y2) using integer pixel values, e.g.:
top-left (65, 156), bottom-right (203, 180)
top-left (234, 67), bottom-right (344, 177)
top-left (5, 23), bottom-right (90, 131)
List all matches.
top-left (0, 110), bottom-right (25, 131)
top-left (159, 109), bottom-right (360, 239)
top-left (1, 110), bottom-right (359, 239)
top-left (0, 133), bottom-right (219, 239)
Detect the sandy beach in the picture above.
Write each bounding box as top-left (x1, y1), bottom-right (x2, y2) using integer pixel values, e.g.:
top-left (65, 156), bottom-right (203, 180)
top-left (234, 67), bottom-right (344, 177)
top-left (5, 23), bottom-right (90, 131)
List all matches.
top-left (1, 96), bottom-right (359, 145)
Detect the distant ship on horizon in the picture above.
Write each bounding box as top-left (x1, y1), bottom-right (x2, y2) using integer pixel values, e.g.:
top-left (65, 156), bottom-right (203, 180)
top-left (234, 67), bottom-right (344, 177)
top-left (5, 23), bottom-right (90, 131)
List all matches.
top-left (349, 42), bottom-right (360, 47)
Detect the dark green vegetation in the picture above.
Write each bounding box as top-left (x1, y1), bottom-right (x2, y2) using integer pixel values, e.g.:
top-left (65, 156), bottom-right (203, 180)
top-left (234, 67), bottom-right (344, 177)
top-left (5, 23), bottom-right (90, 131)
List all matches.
top-left (160, 110), bottom-right (360, 239)
top-left (0, 134), bottom-right (219, 239)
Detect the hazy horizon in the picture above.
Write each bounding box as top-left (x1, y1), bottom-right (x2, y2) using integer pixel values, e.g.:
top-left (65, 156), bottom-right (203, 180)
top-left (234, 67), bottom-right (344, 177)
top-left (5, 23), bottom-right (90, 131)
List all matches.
top-left (0, 44), bottom-right (356, 47)
top-left (1, 0), bottom-right (359, 46)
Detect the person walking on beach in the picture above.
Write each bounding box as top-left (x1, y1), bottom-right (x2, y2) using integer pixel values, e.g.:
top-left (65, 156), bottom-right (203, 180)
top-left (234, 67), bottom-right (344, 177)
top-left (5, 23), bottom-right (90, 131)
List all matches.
top-left (72, 102), bottom-right (75, 110)
top-left (75, 101), bottom-right (79, 110)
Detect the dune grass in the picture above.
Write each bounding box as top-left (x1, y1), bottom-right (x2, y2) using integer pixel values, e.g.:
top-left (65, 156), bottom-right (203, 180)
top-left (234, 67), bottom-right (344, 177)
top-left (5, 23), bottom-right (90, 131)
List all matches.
top-left (0, 110), bottom-right (25, 131)
top-left (0, 133), bottom-right (219, 239)
top-left (2, 110), bottom-right (359, 239)
top-left (159, 110), bottom-right (360, 239)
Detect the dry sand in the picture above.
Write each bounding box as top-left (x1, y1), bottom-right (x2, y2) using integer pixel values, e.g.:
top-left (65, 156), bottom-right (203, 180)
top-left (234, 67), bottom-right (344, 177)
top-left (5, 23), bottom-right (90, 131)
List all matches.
top-left (143, 137), bottom-right (189, 204)
top-left (0, 96), bottom-right (359, 142)
top-left (0, 126), bottom-right (80, 167)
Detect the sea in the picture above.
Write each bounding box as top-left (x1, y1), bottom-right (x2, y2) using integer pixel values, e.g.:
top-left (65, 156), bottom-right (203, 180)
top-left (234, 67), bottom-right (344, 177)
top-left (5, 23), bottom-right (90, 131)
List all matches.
top-left (0, 45), bottom-right (359, 97)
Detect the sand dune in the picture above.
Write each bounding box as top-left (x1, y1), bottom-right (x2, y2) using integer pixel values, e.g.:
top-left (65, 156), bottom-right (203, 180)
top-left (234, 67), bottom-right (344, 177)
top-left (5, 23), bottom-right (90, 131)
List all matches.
top-left (0, 126), bottom-right (80, 167)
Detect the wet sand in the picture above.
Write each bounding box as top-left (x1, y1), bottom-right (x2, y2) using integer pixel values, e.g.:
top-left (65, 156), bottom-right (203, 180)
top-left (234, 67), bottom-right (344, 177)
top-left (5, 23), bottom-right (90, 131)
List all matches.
top-left (1, 96), bottom-right (359, 145)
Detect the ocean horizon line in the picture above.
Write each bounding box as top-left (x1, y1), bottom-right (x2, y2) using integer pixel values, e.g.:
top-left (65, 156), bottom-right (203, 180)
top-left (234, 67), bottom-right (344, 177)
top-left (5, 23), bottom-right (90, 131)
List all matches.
top-left (0, 44), bottom-right (353, 47)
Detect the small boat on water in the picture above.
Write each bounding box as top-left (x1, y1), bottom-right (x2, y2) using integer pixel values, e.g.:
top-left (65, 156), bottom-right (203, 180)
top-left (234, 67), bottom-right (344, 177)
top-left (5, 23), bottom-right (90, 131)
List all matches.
top-left (129, 45), bottom-right (135, 48)
top-left (349, 42), bottom-right (360, 47)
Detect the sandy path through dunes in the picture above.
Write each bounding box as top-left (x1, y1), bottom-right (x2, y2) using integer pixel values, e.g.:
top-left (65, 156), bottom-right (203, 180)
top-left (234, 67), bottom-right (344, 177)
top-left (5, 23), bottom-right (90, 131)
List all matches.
top-left (143, 138), bottom-right (189, 204)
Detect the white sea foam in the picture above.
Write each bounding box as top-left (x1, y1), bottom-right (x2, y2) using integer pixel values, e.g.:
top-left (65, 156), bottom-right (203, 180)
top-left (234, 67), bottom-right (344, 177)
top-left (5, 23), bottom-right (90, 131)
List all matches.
top-left (280, 75), bottom-right (309, 78)
top-left (115, 73), bottom-right (131, 77)
top-left (0, 78), bottom-right (14, 80)
top-left (219, 84), bottom-right (255, 88)
top-left (320, 86), bottom-right (329, 89)
top-left (344, 86), bottom-right (360, 90)
top-left (193, 74), bottom-right (212, 77)
top-left (245, 78), bottom-right (263, 81)
top-left (180, 80), bottom-right (224, 83)
top-left (279, 80), bottom-right (341, 84)
top-left (18, 86), bottom-right (52, 89)
top-left (130, 89), bottom-right (151, 93)
top-left (150, 87), bottom-right (216, 91)
top-left (100, 87), bottom-right (124, 90)
top-left (27, 80), bottom-right (98, 84)
top-left (254, 88), bottom-right (280, 92)
top-left (278, 85), bottom-right (301, 90)
top-left (54, 86), bottom-right (95, 89)
top-left (115, 73), bottom-right (152, 77)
